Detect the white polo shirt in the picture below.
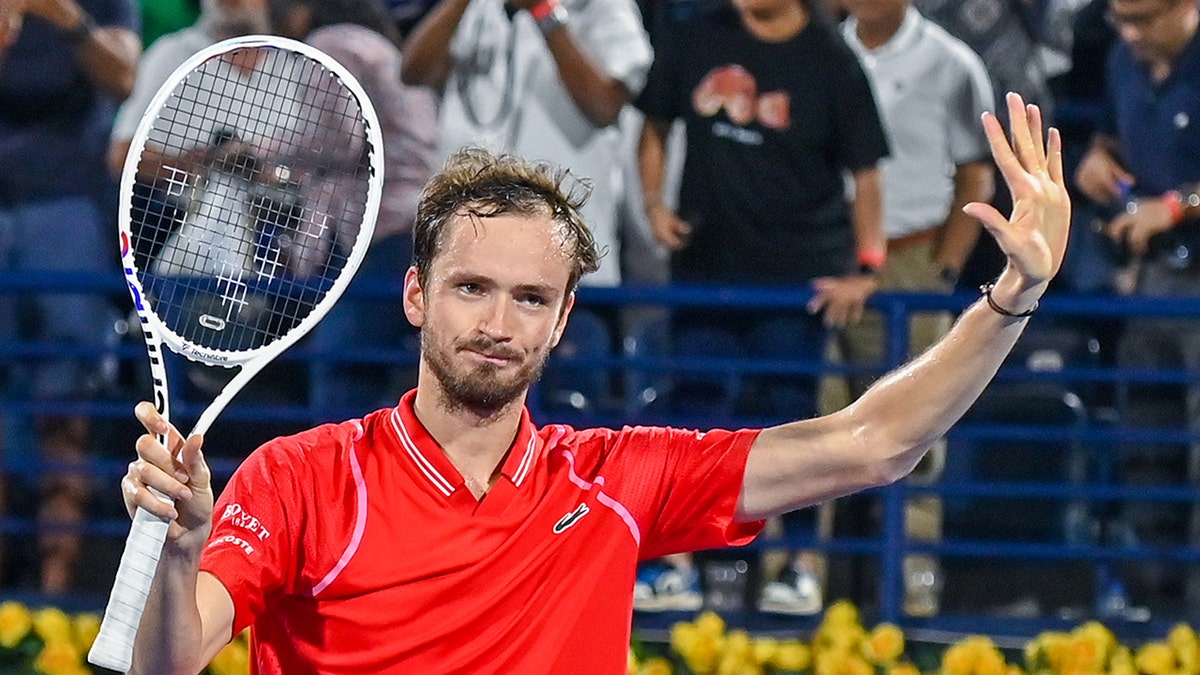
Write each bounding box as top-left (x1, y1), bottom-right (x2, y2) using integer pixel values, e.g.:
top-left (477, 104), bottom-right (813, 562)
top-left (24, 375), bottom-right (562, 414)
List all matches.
top-left (438, 0), bottom-right (654, 287)
top-left (842, 7), bottom-right (994, 239)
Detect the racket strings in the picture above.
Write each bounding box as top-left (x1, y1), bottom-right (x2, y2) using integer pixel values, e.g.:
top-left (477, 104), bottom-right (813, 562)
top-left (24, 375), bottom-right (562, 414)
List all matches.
top-left (129, 45), bottom-right (375, 355)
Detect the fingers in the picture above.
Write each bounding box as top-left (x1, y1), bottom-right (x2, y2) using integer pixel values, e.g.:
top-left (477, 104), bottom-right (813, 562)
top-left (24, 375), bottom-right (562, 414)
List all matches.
top-left (1046, 127), bottom-right (1064, 187)
top-left (1005, 93), bottom-right (1039, 170)
top-left (1026, 104), bottom-right (1045, 166)
top-left (135, 400), bottom-right (185, 453)
top-left (963, 201), bottom-right (1011, 248)
top-left (982, 110), bottom-right (1022, 191)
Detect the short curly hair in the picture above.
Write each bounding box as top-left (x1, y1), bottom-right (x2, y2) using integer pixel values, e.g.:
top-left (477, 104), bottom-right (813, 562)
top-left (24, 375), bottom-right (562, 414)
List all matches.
top-left (412, 147), bottom-right (602, 294)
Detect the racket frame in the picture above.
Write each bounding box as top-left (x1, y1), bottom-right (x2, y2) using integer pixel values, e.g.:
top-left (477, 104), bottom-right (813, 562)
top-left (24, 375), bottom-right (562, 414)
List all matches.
top-left (90, 34), bottom-right (383, 673)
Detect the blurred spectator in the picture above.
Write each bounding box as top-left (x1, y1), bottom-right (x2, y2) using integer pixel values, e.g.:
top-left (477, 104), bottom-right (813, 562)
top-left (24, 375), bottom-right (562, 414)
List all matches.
top-left (833, 0), bottom-right (994, 617)
top-left (635, 0), bottom-right (888, 614)
top-left (0, 0), bottom-right (139, 593)
top-left (137, 0), bottom-right (200, 47)
top-left (109, 0), bottom-right (271, 178)
top-left (400, 0), bottom-right (653, 290)
top-left (1074, 0), bottom-right (1200, 614)
top-left (270, 0), bottom-right (438, 418)
top-left (912, 0), bottom-right (1090, 288)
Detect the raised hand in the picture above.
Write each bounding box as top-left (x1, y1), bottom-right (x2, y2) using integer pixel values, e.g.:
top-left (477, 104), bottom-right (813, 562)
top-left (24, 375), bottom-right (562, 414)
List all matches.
top-left (122, 402), bottom-right (214, 550)
top-left (963, 92), bottom-right (1071, 290)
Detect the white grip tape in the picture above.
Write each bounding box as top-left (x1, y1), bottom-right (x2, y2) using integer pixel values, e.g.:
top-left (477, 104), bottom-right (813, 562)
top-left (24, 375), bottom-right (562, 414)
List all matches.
top-left (87, 506), bottom-right (171, 672)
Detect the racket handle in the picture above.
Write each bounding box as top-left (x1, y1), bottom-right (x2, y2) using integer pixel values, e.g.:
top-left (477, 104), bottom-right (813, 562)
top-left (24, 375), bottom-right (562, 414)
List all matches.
top-left (88, 505), bottom-right (172, 673)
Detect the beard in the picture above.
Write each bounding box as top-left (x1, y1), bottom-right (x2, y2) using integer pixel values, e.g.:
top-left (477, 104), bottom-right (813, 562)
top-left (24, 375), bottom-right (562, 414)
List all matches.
top-left (422, 329), bottom-right (550, 417)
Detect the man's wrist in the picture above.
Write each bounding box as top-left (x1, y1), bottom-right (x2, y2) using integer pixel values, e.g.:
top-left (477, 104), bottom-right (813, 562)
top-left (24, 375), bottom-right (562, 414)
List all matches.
top-left (529, 0), bottom-right (569, 36)
top-left (62, 9), bottom-right (96, 45)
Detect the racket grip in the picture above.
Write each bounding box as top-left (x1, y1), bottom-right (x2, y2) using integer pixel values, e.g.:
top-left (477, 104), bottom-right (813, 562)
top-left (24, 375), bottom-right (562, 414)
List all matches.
top-left (88, 505), bottom-right (172, 673)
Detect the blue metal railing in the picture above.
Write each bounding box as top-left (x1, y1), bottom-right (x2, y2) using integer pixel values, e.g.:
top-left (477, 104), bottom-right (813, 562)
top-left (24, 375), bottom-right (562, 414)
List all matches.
top-left (2, 269), bottom-right (1199, 642)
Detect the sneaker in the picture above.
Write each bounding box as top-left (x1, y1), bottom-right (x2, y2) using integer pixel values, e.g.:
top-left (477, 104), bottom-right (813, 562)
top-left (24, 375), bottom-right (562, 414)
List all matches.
top-left (903, 555), bottom-right (942, 617)
top-left (758, 564), bottom-right (822, 616)
top-left (633, 565), bottom-right (703, 612)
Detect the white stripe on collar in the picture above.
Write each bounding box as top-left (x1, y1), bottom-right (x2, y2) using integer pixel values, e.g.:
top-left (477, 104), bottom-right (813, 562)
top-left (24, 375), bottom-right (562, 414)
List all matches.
top-left (390, 407), bottom-right (454, 497)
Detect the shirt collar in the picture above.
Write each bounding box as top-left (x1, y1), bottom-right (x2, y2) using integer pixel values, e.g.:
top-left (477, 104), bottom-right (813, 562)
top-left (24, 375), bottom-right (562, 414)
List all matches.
top-left (388, 389), bottom-right (540, 498)
top-left (843, 5), bottom-right (924, 61)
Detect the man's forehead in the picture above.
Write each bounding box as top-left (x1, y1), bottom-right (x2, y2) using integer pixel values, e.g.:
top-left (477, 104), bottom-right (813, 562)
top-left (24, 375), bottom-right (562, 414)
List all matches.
top-left (434, 211), bottom-right (574, 280)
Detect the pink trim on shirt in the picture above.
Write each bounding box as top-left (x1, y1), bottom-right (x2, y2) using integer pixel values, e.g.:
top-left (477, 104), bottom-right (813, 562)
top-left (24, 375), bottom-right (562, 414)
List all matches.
top-left (556, 448), bottom-right (641, 547)
top-left (312, 421), bottom-right (368, 597)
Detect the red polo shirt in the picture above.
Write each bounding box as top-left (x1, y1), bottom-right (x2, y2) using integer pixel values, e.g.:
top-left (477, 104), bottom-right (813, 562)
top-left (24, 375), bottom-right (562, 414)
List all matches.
top-left (200, 390), bottom-right (763, 674)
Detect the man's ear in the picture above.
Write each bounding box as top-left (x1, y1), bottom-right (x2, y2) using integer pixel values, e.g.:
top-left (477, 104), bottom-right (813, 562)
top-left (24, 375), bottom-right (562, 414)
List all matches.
top-left (548, 292), bottom-right (575, 349)
top-left (402, 267), bottom-right (425, 328)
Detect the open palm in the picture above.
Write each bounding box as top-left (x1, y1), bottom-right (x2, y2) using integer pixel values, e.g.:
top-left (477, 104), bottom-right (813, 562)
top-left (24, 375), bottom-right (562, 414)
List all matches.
top-left (964, 92), bottom-right (1071, 287)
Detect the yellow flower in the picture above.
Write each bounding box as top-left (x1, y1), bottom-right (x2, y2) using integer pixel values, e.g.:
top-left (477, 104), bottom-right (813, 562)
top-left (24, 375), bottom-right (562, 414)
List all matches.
top-left (1038, 632), bottom-right (1073, 673)
top-left (1135, 643), bottom-right (1176, 675)
top-left (717, 649), bottom-right (762, 675)
top-left (943, 642), bottom-right (977, 675)
top-left (864, 623), bottom-right (906, 665)
top-left (0, 601), bottom-right (33, 649)
top-left (32, 608), bottom-right (73, 645)
top-left (697, 611), bottom-right (728, 639)
top-left (629, 647), bottom-right (640, 675)
top-left (890, 663), bottom-right (923, 675)
top-left (1111, 646), bottom-right (1137, 675)
top-left (775, 640), bottom-right (812, 672)
top-left (33, 638), bottom-right (83, 674)
top-left (208, 637), bottom-right (250, 675)
top-left (726, 630), bottom-right (754, 660)
top-left (671, 622), bottom-right (702, 659)
top-left (753, 637), bottom-right (780, 666)
top-left (825, 600), bottom-right (861, 627)
top-left (71, 613), bottom-right (101, 654)
top-left (639, 656), bottom-right (674, 675)
top-left (1168, 624), bottom-right (1199, 675)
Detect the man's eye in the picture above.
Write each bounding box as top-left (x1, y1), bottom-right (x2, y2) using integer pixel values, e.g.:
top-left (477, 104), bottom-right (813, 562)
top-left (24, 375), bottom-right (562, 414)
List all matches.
top-left (460, 282), bottom-right (482, 294)
top-left (519, 294), bottom-right (548, 306)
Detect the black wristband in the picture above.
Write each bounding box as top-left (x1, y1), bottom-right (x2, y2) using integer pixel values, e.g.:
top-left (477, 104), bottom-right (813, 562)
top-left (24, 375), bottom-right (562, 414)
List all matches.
top-left (63, 12), bottom-right (96, 45)
top-left (858, 263), bottom-right (879, 277)
top-left (980, 282), bottom-right (1037, 318)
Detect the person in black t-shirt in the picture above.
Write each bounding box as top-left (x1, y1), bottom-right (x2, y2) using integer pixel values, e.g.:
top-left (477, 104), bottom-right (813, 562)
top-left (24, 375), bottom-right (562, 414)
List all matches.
top-left (634, 0), bottom-right (889, 616)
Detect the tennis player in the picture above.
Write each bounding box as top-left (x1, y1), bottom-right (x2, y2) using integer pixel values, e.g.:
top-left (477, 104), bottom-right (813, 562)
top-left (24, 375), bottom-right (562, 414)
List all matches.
top-left (122, 91), bottom-right (1068, 674)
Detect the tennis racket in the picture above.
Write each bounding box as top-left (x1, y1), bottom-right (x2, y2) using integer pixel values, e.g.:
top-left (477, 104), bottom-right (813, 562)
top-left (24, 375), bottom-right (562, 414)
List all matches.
top-left (89, 35), bottom-right (383, 672)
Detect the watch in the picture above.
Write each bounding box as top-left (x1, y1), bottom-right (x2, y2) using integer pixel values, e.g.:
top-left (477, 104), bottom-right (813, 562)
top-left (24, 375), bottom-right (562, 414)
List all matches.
top-left (531, 0), bottom-right (569, 36)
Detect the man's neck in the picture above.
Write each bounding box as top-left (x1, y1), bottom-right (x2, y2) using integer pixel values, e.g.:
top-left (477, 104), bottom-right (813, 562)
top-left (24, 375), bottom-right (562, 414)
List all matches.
top-left (739, 2), bottom-right (808, 42)
top-left (412, 376), bottom-right (526, 499)
top-left (1148, 10), bottom-right (1200, 83)
top-left (855, 9), bottom-right (906, 50)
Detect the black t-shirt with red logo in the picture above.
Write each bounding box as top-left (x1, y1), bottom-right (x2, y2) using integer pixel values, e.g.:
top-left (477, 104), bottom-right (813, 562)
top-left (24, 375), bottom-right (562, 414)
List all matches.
top-left (637, 7), bottom-right (889, 284)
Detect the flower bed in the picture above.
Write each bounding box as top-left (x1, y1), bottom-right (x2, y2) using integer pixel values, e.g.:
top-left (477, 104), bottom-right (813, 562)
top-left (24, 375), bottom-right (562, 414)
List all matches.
top-left (1, 599), bottom-right (1196, 675)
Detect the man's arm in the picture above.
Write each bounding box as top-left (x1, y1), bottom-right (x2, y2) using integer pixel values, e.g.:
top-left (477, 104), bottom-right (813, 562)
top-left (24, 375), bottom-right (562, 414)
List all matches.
top-left (935, 159), bottom-right (994, 280)
top-left (1074, 133), bottom-right (1134, 204)
top-left (638, 116), bottom-right (691, 249)
top-left (37, 0), bottom-right (139, 99)
top-left (535, 15), bottom-right (633, 127)
top-left (807, 166), bottom-right (884, 327)
top-left (399, 0), bottom-right (471, 89)
top-left (124, 402), bottom-right (236, 674)
top-left (738, 93), bottom-right (1071, 521)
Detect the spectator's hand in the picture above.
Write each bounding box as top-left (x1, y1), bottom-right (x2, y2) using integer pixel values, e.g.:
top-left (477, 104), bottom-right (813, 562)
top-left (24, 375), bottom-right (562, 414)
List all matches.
top-left (1075, 144), bottom-right (1134, 205)
top-left (808, 274), bottom-right (876, 328)
top-left (963, 92), bottom-right (1070, 289)
top-left (123, 402), bottom-right (214, 550)
top-left (647, 202), bottom-right (692, 250)
top-left (1106, 196), bottom-right (1176, 257)
top-left (0, 0), bottom-right (30, 49)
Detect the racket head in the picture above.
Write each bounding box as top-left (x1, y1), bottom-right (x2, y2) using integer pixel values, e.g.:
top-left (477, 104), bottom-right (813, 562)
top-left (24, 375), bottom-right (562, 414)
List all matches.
top-left (119, 34), bottom-right (382, 368)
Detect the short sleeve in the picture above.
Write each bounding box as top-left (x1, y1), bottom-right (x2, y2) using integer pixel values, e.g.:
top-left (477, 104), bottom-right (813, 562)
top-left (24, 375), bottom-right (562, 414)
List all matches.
top-left (112, 36), bottom-right (189, 142)
top-left (945, 44), bottom-right (995, 165)
top-left (634, 28), bottom-right (683, 122)
top-left (832, 48), bottom-right (890, 171)
top-left (603, 426), bottom-right (765, 560)
top-left (569, 0), bottom-right (654, 95)
top-left (200, 442), bottom-right (304, 636)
